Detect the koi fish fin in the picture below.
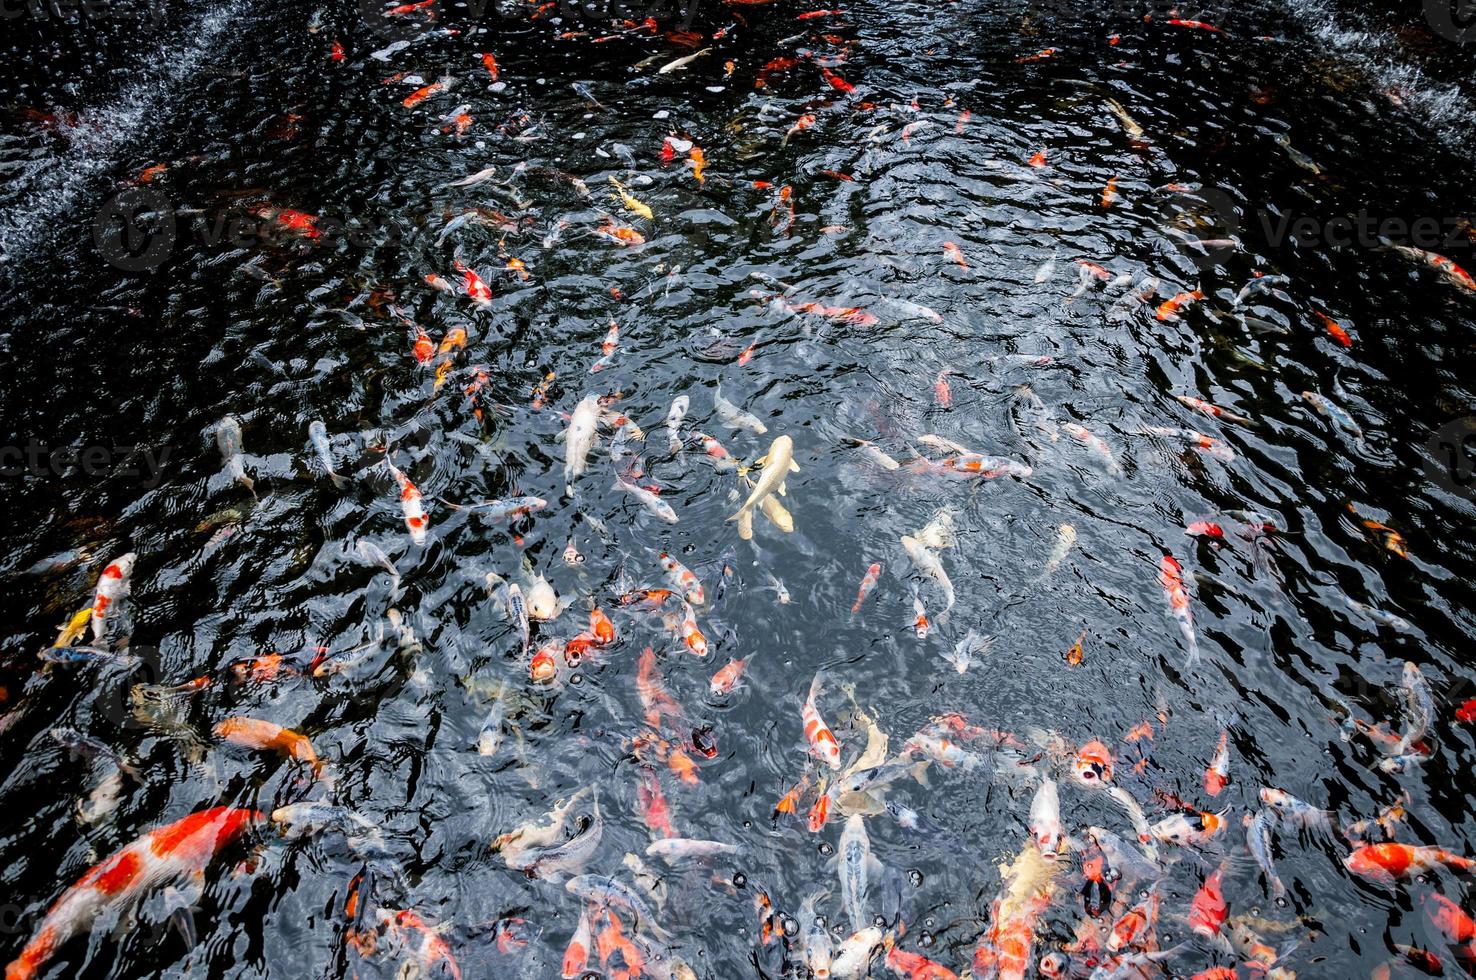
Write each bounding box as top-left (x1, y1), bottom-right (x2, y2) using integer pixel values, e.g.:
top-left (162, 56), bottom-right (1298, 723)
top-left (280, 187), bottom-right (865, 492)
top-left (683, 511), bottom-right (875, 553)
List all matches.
top-left (789, 459), bottom-right (800, 473)
top-left (737, 508), bottom-right (754, 540)
top-left (329, 472), bottom-right (349, 489)
top-left (777, 481), bottom-right (787, 497)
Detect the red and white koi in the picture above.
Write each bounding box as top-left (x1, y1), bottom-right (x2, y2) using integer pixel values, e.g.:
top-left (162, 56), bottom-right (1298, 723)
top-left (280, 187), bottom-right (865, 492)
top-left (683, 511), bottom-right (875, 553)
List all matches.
top-left (1062, 422), bottom-right (1123, 476)
top-left (5, 807), bottom-right (261, 980)
top-left (1158, 555), bottom-right (1199, 663)
top-left (386, 460), bottom-right (428, 544)
top-left (90, 552), bottom-right (137, 641)
top-left (802, 675), bottom-right (842, 770)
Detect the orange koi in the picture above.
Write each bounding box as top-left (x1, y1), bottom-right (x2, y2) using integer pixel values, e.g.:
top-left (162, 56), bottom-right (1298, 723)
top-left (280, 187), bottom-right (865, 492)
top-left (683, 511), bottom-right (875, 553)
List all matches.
top-left (821, 67), bottom-right (854, 93)
top-left (1313, 310), bottom-right (1352, 347)
top-left (689, 146), bottom-right (706, 184)
top-left (1203, 730), bottom-right (1230, 795)
top-left (943, 241), bottom-right (968, 269)
top-left (1156, 289), bottom-right (1204, 320)
top-left (403, 78), bottom-right (450, 108)
top-left (1100, 176), bottom-right (1119, 207)
top-left (215, 717), bottom-right (324, 778)
top-left (1028, 149), bottom-right (1047, 167)
top-left (480, 52), bottom-right (499, 79)
top-left (851, 562), bottom-right (881, 613)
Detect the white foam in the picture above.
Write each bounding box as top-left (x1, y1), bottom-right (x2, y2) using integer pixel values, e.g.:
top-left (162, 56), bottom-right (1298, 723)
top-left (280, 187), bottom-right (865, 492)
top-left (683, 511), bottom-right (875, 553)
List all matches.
top-left (0, 1), bottom-right (244, 267)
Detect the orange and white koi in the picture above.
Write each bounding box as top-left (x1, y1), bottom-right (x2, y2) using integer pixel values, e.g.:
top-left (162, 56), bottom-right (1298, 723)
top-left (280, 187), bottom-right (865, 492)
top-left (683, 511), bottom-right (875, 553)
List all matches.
top-left (911, 590), bottom-right (929, 639)
top-left (1074, 739), bottom-right (1113, 786)
top-left (90, 552), bottom-right (137, 641)
top-left (1156, 289), bottom-right (1204, 321)
top-left (1028, 148), bottom-right (1048, 167)
top-left (1150, 807), bottom-right (1228, 847)
top-left (710, 657), bottom-right (748, 696)
top-left (1100, 176), bottom-right (1119, 207)
top-left (596, 220), bottom-right (646, 246)
top-left (1379, 237), bottom-right (1476, 291)
top-left (688, 146), bottom-right (706, 184)
top-left (851, 562), bottom-right (881, 614)
top-left (1174, 394), bottom-right (1253, 425)
top-left (562, 904), bottom-right (594, 977)
top-left (1107, 886), bottom-right (1159, 951)
top-left (943, 241), bottom-right (968, 269)
top-left (1159, 555), bottom-right (1199, 663)
top-left (403, 76), bottom-right (452, 108)
top-left (1166, 18), bottom-right (1221, 30)
top-left (693, 431), bottom-right (737, 470)
top-left (4, 807), bottom-right (261, 980)
top-left (590, 320), bottom-right (619, 373)
top-left (1203, 730), bottom-right (1230, 796)
top-left (376, 908), bottom-right (462, 980)
top-left (1061, 422), bottom-right (1123, 476)
top-left (1345, 842), bottom-right (1476, 885)
top-left (802, 674), bottom-right (842, 769)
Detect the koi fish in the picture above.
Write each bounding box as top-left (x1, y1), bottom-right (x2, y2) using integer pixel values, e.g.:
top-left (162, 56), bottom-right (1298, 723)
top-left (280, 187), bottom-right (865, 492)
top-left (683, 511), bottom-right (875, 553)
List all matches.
top-left (480, 52), bottom-right (499, 79)
top-left (596, 220), bottom-right (646, 245)
top-left (1346, 843), bottom-right (1476, 885)
top-left (215, 716), bottom-right (326, 780)
top-left (1166, 17), bottom-right (1221, 30)
top-left (609, 176), bottom-right (653, 220)
top-left (664, 396), bottom-right (689, 454)
top-left (1379, 236), bottom-right (1476, 291)
top-left (839, 814), bottom-right (879, 933)
top-left (803, 674), bottom-right (842, 769)
top-left (564, 875), bottom-right (670, 939)
top-left (307, 420), bottom-right (348, 488)
top-left (1081, 855), bottom-right (1111, 918)
top-left (1204, 730), bottom-right (1230, 795)
top-left (386, 459), bottom-right (428, 544)
top-left (1062, 422), bottom-right (1123, 476)
top-left (1030, 777), bottom-right (1063, 856)
top-left (852, 562), bottom-right (881, 614)
top-left (1189, 868), bottom-right (1230, 947)
top-left (1042, 524), bottom-right (1076, 577)
top-left (452, 259), bottom-right (493, 306)
top-left (613, 474), bottom-right (678, 524)
top-left (911, 590), bottom-right (929, 639)
top-left (688, 146), bottom-right (706, 184)
top-left (1313, 310), bottom-right (1353, 347)
top-left (710, 657), bottom-right (747, 696)
top-left (1107, 886), bottom-right (1160, 951)
top-left (692, 431), bottom-right (737, 470)
top-left (1174, 394), bottom-right (1253, 425)
top-left (944, 630), bottom-right (993, 674)
top-left (215, 415), bottom-right (254, 495)
top-left (1159, 555), bottom-right (1199, 663)
top-left (1156, 289), bottom-right (1204, 320)
top-left (1301, 390), bottom-right (1365, 448)
top-left (5, 807), bottom-right (261, 980)
top-left (1074, 740), bottom-right (1114, 785)
top-left (1150, 807), bottom-right (1228, 847)
top-left (943, 242), bottom-right (968, 269)
top-left (403, 76), bottom-right (451, 108)
top-left (1101, 176), bottom-right (1119, 207)
top-left (90, 552), bottom-right (137, 641)
top-left (562, 904), bottom-right (594, 977)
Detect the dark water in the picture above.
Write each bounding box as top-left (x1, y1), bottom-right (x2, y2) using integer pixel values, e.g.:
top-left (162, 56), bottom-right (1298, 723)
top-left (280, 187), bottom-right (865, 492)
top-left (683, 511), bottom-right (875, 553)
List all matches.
top-left (2, 0), bottom-right (1476, 976)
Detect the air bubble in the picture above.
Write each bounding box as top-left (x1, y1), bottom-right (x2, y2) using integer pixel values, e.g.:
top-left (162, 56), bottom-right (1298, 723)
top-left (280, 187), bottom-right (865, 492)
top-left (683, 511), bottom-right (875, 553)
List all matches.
top-left (818, 842), bottom-right (835, 857)
top-left (733, 872), bottom-right (747, 888)
top-left (920, 931), bottom-right (935, 948)
top-left (908, 869), bottom-right (924, 887)
top-left (781, 915), bottom-right (798, 936)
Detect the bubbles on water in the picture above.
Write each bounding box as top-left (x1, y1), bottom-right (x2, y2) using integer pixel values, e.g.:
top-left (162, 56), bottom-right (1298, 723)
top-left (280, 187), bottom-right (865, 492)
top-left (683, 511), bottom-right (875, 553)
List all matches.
top-left (818, 841), bottom-right (834, 856)
top-left (919, 931), bottom-right (935, 948)
top-left (781, 915), bottom-right (798, 936)
top-left (569, 673), bottom-right (583, 685)
top-left (907, 869), bottom-right (924, 887)
top-left (733, 872), bottom-right (747, 888)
